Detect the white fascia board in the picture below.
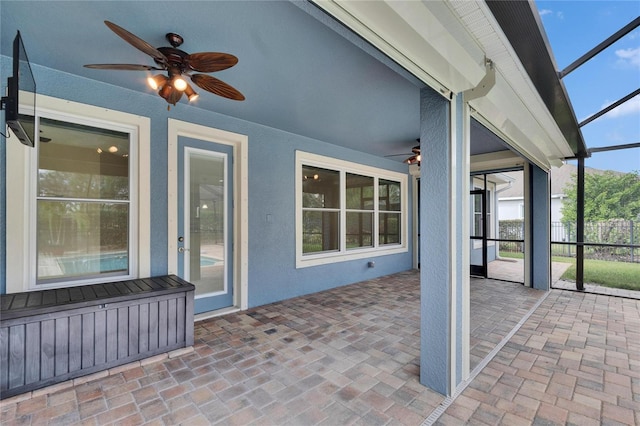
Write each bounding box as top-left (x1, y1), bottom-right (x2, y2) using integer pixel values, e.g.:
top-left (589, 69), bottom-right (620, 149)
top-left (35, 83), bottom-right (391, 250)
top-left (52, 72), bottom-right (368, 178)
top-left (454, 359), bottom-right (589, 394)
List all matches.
top-left (313, 0), bottom-right (485, 96)
top-left (455, 1), bottom-right (575, 161)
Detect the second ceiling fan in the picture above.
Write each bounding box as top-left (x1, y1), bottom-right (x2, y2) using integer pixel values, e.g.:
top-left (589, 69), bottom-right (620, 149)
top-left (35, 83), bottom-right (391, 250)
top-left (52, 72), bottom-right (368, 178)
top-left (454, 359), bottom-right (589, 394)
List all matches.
top-left (84, 21), bottom-right (245, 107)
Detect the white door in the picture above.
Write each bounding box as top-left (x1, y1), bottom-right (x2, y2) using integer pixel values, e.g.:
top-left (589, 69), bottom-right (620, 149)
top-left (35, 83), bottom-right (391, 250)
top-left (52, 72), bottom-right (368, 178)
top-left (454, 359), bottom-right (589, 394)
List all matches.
top-left (178, 138), bottom-right (233, 313)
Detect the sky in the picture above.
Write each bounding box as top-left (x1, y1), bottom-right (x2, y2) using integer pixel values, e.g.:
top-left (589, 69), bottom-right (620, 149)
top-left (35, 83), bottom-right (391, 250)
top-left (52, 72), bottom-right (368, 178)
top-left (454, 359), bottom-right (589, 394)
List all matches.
top-left (535, 0), bottom-right (640, 173)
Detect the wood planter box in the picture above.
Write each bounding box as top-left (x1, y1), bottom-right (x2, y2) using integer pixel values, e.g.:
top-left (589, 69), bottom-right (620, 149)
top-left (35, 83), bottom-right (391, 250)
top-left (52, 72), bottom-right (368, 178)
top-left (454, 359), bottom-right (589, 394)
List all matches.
top-left (0, 275), bottom-right (195, 399)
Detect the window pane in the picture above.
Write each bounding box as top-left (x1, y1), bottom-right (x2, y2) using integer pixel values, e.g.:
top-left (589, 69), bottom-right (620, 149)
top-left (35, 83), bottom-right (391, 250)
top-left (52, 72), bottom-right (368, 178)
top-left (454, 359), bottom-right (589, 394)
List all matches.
top-left (379, 179), bottom-right (401, 211)
top-left (302, 166), bottom-right (339, 208)
top-left (303, 210), bottom-right (339, 253)
top-left (37, 201), bottom-right (129, 282)
top-left (346, 212), bottom-right (373, 249)
top-left (379, 213), bottom-right (401, 245)
top-left (38, 117), bottom-right (129, 200)
top-left (346, 173), bottom-right (374, 210)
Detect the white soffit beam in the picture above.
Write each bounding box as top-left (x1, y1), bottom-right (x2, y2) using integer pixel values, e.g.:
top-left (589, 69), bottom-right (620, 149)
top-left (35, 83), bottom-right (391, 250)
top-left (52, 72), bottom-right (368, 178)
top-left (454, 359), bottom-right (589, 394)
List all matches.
top-left (471, 151), bottom-right (524, 173)
top-left (313, 0), bottom-right (575, 167)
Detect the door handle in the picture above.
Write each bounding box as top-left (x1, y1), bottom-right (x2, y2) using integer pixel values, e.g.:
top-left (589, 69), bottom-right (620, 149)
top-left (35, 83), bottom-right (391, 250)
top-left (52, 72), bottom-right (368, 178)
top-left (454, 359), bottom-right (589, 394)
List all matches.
top-left (178, 247), bottom-right (190, 253)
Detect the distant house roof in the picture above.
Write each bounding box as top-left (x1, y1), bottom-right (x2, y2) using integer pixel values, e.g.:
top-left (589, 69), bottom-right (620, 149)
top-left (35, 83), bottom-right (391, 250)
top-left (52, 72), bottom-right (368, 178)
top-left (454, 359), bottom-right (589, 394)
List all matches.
top-left (498, 163), bottom-right (607, 198)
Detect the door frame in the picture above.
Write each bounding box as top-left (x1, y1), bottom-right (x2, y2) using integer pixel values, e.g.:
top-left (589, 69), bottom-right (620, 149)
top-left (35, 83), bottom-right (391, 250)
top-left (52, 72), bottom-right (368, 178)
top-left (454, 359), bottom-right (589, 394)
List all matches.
top-left (470, 189), bottom-right (488, 277)
top-left (168, 119), bottom-right (249, 315)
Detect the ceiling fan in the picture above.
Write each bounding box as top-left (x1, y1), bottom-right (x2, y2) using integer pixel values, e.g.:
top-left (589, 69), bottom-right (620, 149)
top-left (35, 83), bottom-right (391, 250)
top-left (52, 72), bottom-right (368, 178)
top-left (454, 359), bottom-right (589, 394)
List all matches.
top-left (84, 21), bottom-right (244, 108)
top-left (386, 141), bottom-right (421, 165)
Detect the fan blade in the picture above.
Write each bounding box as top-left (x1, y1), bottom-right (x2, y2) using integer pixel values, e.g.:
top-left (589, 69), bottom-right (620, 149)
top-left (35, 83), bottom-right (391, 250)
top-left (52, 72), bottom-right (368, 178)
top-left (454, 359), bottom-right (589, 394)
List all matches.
top-left (104, 20), bottom-right (167, 65)
top-left (84, 64), bottom-right (160, 71)
top-left (190, 74), bottom-right (245, 101)
top-left (187, 52), bottom-right (238, 72)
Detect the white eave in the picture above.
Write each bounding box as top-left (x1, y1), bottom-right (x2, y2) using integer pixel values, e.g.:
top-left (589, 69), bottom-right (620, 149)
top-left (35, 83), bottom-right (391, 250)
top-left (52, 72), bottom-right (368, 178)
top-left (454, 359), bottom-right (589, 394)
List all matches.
top-left (312, 0), bottom-right (576, 171)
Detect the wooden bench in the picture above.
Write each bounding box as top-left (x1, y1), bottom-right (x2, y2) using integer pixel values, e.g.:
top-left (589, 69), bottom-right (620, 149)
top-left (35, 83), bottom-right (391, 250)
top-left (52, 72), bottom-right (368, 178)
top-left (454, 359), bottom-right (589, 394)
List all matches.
top-left (0, 275), bottom-right (195, 399)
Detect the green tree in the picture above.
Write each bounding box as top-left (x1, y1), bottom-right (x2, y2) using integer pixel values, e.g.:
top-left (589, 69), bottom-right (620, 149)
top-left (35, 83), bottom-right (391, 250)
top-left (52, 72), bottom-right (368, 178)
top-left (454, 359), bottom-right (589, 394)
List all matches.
top-left (561, 170), bottom-right (640, 223)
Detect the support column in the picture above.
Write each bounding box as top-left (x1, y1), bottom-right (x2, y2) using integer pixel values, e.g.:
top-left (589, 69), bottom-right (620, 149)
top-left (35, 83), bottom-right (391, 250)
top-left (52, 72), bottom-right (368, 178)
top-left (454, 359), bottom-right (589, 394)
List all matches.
top-left (419, 88), bottom-right (467, 395)
top-left (576, 157), bottom-right (585, 290)
top-left (529, 163), bottom-right (551, 290)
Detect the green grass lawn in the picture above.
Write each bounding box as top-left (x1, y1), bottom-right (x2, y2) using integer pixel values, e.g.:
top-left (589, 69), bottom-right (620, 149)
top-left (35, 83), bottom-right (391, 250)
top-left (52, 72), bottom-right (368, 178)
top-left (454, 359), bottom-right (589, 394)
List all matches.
top-left (555, 257), bottom-right (640, 291)
top-left (500, 251), bottom-right (640, 291)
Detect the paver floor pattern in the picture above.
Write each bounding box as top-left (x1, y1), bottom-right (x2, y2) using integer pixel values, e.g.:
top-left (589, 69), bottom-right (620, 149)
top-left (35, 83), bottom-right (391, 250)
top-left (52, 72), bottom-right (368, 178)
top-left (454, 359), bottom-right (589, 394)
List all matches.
top-left (1, 270), bottom-right (637, 425)
top-left (436, 290), bottom-right (640, 426)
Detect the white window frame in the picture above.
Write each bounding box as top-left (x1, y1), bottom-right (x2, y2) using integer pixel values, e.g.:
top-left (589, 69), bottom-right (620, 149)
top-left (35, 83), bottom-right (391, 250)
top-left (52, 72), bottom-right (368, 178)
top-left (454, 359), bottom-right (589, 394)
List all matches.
top-left (296, 151), bottom-right (407, 268)
top-left (6, 93), bottom-right (150, 292)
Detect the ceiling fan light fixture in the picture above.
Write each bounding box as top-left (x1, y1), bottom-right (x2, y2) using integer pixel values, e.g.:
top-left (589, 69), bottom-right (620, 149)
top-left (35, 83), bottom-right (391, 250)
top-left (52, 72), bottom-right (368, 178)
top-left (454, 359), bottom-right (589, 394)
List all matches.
top-left (147, 74), bottom-right (168, 90)
top-left (185, 84), bottom-right (199, 102)
top-left (173, 76), bottom-right (188, 91)
top-left (405, 155), bottom-right (420, 165)
top-left (158, 83), bottom-right (173, 101)
top-left (85, 22), bottom-right (245, 106)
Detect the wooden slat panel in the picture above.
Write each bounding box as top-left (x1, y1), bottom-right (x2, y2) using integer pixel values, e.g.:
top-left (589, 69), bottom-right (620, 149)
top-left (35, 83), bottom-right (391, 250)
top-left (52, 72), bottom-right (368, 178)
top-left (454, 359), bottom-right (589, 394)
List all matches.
top-left (128, 306), bottom-right (139, 356)
top-left (124, 281), bottom-right (142, 294)
top-left (134, 280), bottom-right (153, 291)
top-left (106, 309), bottom-right (118, 363)
top-left (117, 307), bottom-right (128, 359)
top-left (10, 293), bottom-right (28, 310)
top-left (176, 296), bottom-right (185, 344)
top-left (81, 285), bottom-right (98, 301)
top-left (0, 328), bottom-right (9, 391)
top-left (139, 278), bottom-right (163, 290)
top-left (69, 287), bottom-right (84, 302)
top-left (55, 318), bottom-right (69, 376)
top-left (25, 322), bottom-right (41, 384)
top-left (150, 277), bottom-right (171, 289)
top-left (0, 295), bottom-right (13, 311)
top-left (161, 276), bottom-right (179, 289)
top-left (114, 282), bottom-right (132, 295)
top-left (138, 303), bottom-right (149, 354)
top-left (94, 310), bottom-right (106, 366)
top-left (81, 313), bottom-right (95, 369)
top-left (167, 298), bottom-right (177, 345)
top-left (42, 290), bottom-right (57, 306)
top-left (56, 289), bottom-right (70, 304)
top-left (26, 292), bottom-right (42, 307)
top-left (185, 289), bottom-right (195, 346)
top-left (105, 283), bottom-right (121, 297)
top-left (93, 285), bottom-right (109, 299)
top-left (68, 315), bottom-right (82, 372)
top-left (149, 302), bottom-right (159, 351)
top-left (41, 320), bottom-right (55, 380)
top-left (8, 325), bottom-right (25, 388)
top-left (158, 300), bottom-right (168, 348)
top-left (1, 275), bottom-right (195, 321)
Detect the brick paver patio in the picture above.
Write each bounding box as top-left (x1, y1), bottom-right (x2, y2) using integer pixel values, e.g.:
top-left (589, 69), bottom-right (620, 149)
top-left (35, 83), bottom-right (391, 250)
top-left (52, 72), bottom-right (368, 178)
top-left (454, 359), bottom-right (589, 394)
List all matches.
top-left (1, 271), bottom-right (638, 425)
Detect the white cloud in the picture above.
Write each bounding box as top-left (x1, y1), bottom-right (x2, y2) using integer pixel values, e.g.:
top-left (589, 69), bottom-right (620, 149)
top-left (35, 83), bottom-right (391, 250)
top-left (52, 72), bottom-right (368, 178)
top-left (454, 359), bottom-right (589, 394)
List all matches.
top-left (615, 47), bottom-right (640, 69)
top-left (580, 96), bottom-right (640, 122)
top-left (601, 96), bottom-right (640, 119)
top-left (538, 8), bottom-right (563, 19)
